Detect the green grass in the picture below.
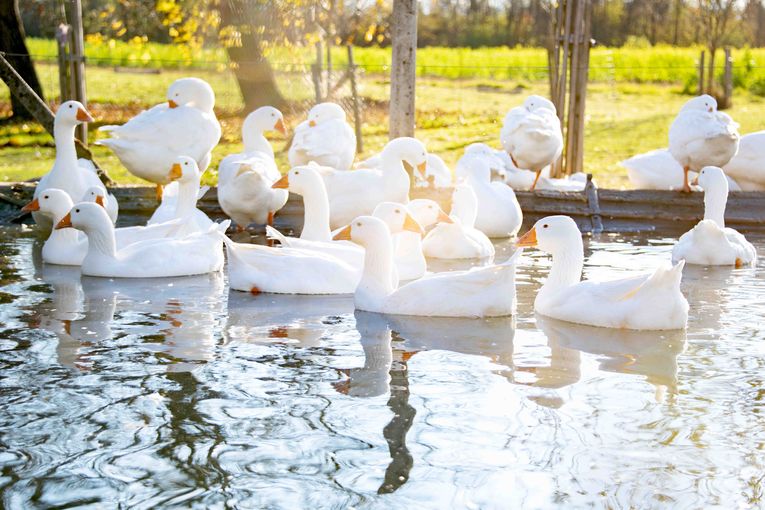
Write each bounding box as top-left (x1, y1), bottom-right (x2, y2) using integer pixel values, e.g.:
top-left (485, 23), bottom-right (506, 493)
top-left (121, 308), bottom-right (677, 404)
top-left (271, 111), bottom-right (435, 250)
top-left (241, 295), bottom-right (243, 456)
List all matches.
top-left (5, 42), bottom-right (765, 189)
top-left (24, 37), bottom-right (765, 87)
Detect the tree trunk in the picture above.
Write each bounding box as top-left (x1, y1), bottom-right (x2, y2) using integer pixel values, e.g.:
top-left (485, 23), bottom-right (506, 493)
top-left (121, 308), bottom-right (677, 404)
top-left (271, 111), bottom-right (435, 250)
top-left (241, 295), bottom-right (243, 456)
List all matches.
top-left (389, 0), bottom-right (417, 139)
top-left (707, 46), bottom-right (716, 94)
top-left (220, 0), bottom-right (285, 112)
top-left (0, 0), bottom-right (45, 120)
top-left (227, 43), bottom-right (285, 112)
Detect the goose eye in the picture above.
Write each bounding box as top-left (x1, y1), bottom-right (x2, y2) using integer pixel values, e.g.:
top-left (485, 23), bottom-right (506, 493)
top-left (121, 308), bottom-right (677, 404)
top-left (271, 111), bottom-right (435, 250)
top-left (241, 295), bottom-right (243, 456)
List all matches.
top-left (395, 209), bottom-right (401, 214)
top-left (356, 222), bottom-right (362, 227)
top-left (294, 171), bottom-right (299, 175)
top-left (75, 209), bottom-right (80, 213)
top-left (543, 224), bottom-right (548, 228)
top-left (184, 162), bottom-right (188, 166)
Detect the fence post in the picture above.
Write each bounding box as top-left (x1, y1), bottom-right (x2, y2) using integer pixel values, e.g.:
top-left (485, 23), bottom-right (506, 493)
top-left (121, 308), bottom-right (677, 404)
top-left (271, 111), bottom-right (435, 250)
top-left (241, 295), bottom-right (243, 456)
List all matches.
top-left (723, 47), bottom-right (733, 108)
top-left (312, 41), bottom-right (323, 103)
top-left (347, 45), bottom-right (363, 154)
top-left (698, 50), bottom-right (705, 96)
top-left (389, 0), bottom-right (417, 139)
top-left (67, 0), bottom-right (88, 145)
top-left (55, 24), bottom-right (71, 102)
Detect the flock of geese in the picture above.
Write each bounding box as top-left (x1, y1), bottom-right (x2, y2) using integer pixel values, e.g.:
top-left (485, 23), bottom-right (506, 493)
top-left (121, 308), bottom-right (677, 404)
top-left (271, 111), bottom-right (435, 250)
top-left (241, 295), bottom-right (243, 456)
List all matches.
top-left (21, 77), bottom-right (757, 331)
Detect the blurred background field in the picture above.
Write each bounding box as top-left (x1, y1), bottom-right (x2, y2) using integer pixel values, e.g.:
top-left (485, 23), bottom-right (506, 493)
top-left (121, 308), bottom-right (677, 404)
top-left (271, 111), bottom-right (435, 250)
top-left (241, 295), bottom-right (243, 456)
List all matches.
top-left (5, 38), bottom-right (765, 189)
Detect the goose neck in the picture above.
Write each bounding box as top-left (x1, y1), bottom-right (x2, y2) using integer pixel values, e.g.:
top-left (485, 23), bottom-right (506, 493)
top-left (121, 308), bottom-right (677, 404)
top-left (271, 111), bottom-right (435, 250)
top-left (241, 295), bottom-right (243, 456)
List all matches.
top-left (84, 222), bottom-right (117, 257)
top-left (540, 240), bottom-right (584, 297)
top-left (174, 180), bottom-right (199, 218)
top-left (703, 186), bottom-right (727, 228)
top-left (300, 185), bottom-right (332, 242)
top-left (357, 236), bottom-right (396, 305)
top-left (53, 121), bottom-right (80, 177)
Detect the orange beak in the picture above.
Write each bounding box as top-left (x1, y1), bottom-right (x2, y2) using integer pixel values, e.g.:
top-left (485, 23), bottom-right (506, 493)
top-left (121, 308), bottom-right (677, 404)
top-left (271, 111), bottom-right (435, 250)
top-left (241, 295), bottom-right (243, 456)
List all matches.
top-left (437, 210), bottom-right (454, 224)
top-left (55, 212), bottom-right (73, 230)
top-left (168, 99), bottom-right (178, 108)
top-left (308, 120), bottom-right (317, 127)
top-left (168, 163), bottom-right (183, 181)
top-left (333, 224), bottom-right (352, 241)
top-left (516, 227), bottom-right (537, 247)
top-left (76, 107), bottom-right (94, 123)
top-left (21, 198), bottom-right (40, 212)
top-left (95, 195), bottom-right (105, 207)
top-left (274, 118), bottom-right (287, 136)
top-left (403, 214), bottom-right (424, 235)
top-left (417, 161), bottom-right (427, 173)
top-left (272, 174), bottom-right (289, 189)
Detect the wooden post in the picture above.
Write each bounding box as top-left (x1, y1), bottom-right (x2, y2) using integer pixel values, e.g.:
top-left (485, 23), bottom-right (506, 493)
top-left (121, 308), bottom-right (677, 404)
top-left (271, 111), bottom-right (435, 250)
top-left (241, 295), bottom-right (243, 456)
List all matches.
top-left (723, 47), bottom-right (733, 108)
top-left (312, 40), bottom-right (323, 103)
top-left (698, 50), bottom-right (706, 96)
top-left (347, 44), bottom-right (363, 154)
top-left (0, 53), bottom-right (113, 185)
top-left (55, 23), bottom-right (71, 102)
top-left (389, 0), bottom-right (417, 139)
top-left (66, 0), bottom-right (87, 144)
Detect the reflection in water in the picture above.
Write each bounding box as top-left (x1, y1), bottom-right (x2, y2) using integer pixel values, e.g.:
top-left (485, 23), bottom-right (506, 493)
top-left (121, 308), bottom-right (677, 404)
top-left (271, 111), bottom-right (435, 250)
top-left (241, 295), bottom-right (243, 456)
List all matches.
top-left (225, 291), bottom-right (352, 347)
top-left (2, 229), bottom-right (765, 507)
top-left (535, 314), bottom-right (687, 401)
top-left (30, 261), bottom-right (226, 372)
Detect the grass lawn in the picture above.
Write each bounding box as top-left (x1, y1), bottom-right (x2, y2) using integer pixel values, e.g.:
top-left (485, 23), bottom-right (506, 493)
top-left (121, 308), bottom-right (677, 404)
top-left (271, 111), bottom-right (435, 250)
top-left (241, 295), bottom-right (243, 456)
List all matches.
top-left (3, 61), bottom-right (765, 189)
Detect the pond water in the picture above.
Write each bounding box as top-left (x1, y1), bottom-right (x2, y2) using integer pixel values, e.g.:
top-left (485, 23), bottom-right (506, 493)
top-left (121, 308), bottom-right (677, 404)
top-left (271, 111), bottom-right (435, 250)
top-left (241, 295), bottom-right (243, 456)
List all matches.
top-left (1, 225), bottom-right (764, 508)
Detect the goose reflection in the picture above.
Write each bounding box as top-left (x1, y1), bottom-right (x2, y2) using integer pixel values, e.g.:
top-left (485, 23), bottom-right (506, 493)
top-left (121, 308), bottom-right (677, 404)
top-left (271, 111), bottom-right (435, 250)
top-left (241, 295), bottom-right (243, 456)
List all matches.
top-left (224, 291), bottom-right (353, 347)
top-left (30, 264), bottom-right (225, 372)
top-left (533, 314), bottom-right (687, 402)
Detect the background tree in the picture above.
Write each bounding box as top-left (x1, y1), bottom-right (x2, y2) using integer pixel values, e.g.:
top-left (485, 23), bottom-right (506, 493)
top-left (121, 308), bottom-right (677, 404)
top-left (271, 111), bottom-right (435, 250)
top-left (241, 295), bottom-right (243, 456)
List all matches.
top-left (1, 0), bottom-right (45, 120)
top-left (698, 0), bottom-right (737, 94)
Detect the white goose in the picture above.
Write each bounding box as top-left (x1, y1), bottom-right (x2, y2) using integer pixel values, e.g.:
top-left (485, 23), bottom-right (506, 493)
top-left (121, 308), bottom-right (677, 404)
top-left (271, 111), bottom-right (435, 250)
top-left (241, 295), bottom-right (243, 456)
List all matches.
top-left (241, 105), bottom-right (287, 158)
top-left (374, 201), bottom-right (428, 281)
top-left (33, 100), bottom-right (107, 229)
top-left (321, 137), bottom-right (427, 228)
top-left (622, 148), bottom-right (742, 191)
top-left (422, 185), bottom-right (495, 259)
top-left (334, 215), bottom-right (520, 318)
top-left (723, 130), bottom-right (765, 191)
top-left (455, 143), bottom-right (508, 183)
top-left (55, 202), bottom-right (226, 278)
top-left (288, 102), bottom-right (356, 170)
top-left (83, 186), bottom-right (119, 224)
top-left (225, 203), bottom-right (425, 295)
top-left (500, 95), bottom-right (564, 191)
top-left (217, 106), bottom-right (288, 230)
top-left (266, 164), bottom-right (364, 266)
top-left (147, 156), bottom-right (214, 234)
top-left (669, 94), bottom-right (740, 192)
top-left (463, 156), bottom-right (522, 238)
top-left (97, 77), bottom-right (221, 199)
top-left (23, 189), bottom-right (186, 266)
top-left (517, 215), bottom-right (689, 330)
top-left (672, 166), bottom-right (756, 267)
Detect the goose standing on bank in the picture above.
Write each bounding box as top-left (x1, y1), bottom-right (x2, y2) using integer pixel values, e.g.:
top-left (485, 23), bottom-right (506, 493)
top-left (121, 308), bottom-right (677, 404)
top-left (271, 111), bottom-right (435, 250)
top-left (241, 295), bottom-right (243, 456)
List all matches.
top-left (97, 77), bottom-right (221, 200)
top-left (289, 102), bottom-right (356, 170)
top-left (668, 94), bottom-right (739, 193)
top-left (517, 215), bottom-right (689, 330)
top-left (622, 147), bottom-right (742, 191)
top-left (334, 216), bottom-right (520, 318)
top-left (55, 202), bottom-right (226, 278)
top-left (672, 166), bottom-right (756, 266)
top-left (321, 137), bottom-right (428, 228)
top-left (33, 101), bottom-right (107, 229)
top-left (500, 95), bottom-right (564, 191)
top-left (723, 130), bottom-right (765, 191)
